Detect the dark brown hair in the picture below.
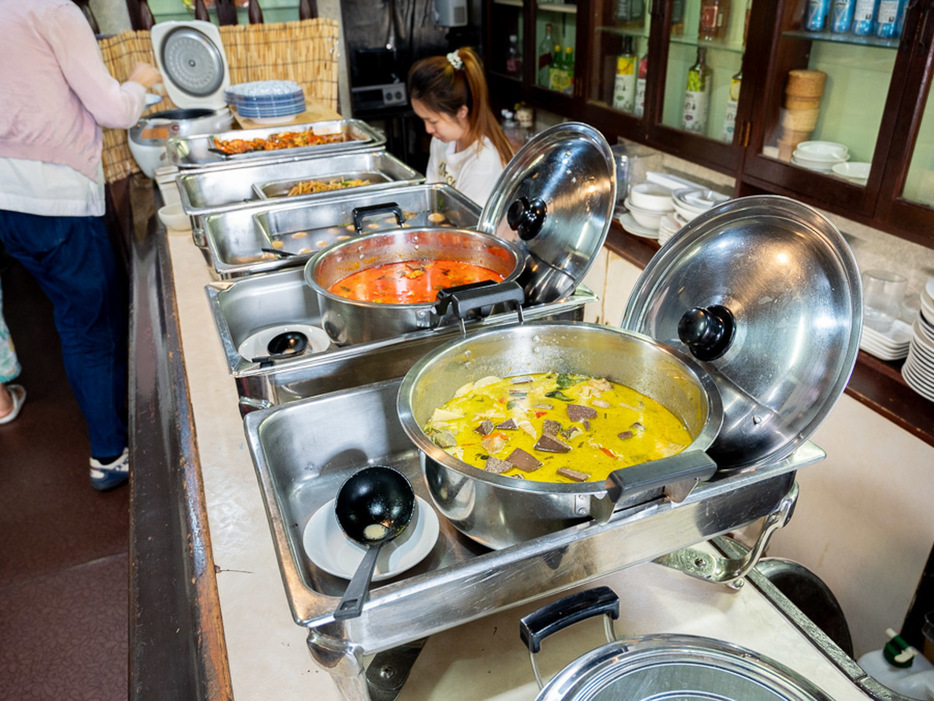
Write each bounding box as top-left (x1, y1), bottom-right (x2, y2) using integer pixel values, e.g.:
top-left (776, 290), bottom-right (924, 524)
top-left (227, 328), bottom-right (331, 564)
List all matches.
top-left (407, 47), bottom-right (514, 167)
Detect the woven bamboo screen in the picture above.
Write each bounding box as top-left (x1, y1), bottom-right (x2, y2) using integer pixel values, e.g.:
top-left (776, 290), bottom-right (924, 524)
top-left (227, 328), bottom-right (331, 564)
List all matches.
top-left (98, 18), bottom-right (340, 184)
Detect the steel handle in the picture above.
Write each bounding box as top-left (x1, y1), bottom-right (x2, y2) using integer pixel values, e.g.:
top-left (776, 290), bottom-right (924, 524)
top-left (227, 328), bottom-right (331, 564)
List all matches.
top-left (352, 202), bottom-right (403, 233)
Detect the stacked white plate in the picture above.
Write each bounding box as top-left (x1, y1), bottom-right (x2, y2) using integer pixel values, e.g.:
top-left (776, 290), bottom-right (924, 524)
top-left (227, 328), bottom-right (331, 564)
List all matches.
top-left (671, 188), bottom-right (730, 224)
top-left (859, 318), bottom-right (911, 361)
top-left (657, 212), bottom-right (688, 246)
top-left (792, 141), bottom-right (849, 173)
top-left (225, 80), bottom-right (306, 122)
top-left (902, 278), bottom-right (934, 401)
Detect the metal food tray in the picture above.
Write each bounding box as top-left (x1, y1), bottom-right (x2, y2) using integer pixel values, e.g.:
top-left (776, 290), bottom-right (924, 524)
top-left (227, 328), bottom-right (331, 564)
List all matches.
top-left (177, 149), bottom-right (424, 247)
top-left (243, 376), bottom-right (825, 698)
top-left (205, 267), bottom-right (597, 408)
top-left (251, 170), bottom-right (393, 199)
top-left (165, 118), bottom-right (384, 169)
top-left (200, 183), bottom-right (482, 281)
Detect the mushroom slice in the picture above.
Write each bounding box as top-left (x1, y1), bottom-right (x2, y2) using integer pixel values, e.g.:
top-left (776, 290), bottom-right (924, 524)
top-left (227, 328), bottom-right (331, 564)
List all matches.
top-left (474, 420), bottom-right (494, 436)
top-left (485, 456), bottom-right (513, 474)
top-left (567, 404), bottom-right (598, 422)
top-left (542, 419), bottom-right (563, 437)
top-left (506, 448), bottom-right (542, 472)
top-left (557, 468), bottom-right (590, 482)
top-left (495, 418), bottom-right (518, 430)
top-left (534, 434), bottom-right (571, 454)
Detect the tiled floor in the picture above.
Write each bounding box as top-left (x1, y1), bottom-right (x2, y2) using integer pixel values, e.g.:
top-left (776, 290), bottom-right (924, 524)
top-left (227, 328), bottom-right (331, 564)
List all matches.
top-left (0, 260), bottom-right (129, 700)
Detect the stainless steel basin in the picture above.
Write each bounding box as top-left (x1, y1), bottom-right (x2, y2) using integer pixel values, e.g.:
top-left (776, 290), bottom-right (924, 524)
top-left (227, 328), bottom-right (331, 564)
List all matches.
top-left (202, 183), bottom-right (481, 280)
top-left (243, 376), bottom-right (823, 666)
top-left (178, 148), bottom-right (424, 247)
top-left (205, 267), bottom-right (599, 409)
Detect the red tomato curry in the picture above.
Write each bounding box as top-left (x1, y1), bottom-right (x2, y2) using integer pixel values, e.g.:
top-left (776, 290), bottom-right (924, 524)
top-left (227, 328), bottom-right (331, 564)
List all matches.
top-left (328, 259), bottom-right (505, 304)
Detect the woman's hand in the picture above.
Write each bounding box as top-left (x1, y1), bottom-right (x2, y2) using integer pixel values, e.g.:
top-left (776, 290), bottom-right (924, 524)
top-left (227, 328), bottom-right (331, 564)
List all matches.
top-left (128, 62), bottom-right (162, 90)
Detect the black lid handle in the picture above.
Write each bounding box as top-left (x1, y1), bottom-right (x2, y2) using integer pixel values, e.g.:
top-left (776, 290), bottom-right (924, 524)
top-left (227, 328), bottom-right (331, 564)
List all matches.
top-left (506, 196), bottom-right (547, 241)
top-left (678, 304), bottom-right (735, 361)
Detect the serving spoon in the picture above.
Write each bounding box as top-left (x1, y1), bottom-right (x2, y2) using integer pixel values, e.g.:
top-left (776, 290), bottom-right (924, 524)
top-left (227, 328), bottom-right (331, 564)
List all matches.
top-left (333, 466), bottom-right (415, 620)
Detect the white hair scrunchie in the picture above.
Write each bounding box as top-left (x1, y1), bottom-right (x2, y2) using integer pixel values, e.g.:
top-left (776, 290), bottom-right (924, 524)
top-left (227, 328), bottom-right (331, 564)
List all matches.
top-left (446, 51), bottom-right (464, 71)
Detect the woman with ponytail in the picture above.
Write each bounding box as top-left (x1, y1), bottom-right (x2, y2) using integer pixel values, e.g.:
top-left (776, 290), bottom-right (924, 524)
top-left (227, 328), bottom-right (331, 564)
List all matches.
top-left (408, 47), bottom-right (514, 205)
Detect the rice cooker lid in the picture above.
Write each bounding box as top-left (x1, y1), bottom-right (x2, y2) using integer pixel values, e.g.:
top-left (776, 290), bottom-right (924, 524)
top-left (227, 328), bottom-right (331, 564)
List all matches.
top-left (622, 195), bottom-right (862, 470)
top-left (536, 634), bottom-right (833, 701)
top-left (150, 20), bottom-right (229, 111)
top-left (478, 122), bottom-right (615, 306)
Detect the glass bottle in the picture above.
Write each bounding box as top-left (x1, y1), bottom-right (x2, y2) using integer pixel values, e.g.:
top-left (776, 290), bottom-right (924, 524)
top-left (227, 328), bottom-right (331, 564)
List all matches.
top-left (830, 0), bottom-right (856, 31)
top-left (550, 43), bottom-right (564, 91)
top-left (721, 68), bottom-right (742, 142)
top-left (613, 36), bottom-right (638, 112)
top-left (538, 24), bottom-right (555, 88)
top-left (634, 53), bottom-right (648, 118)
top-left (852, 0), bottom-right (878, 34)
top-left (875, 0), bottom-right (906, 37)
top-left (138, 0), bottom-right (155, 30)
top-left (248, 0), bottom-right (264, 24)
top-left (671, 0), bottom-right (685, 36)
top-left (682, 47), bottom-right (712, 134)
top-left (698, 0), bottom-right (731, 40)
top-left (506, 35), bottom-right (522, 77)
top-left (194, 0), bottom-right (210, 21)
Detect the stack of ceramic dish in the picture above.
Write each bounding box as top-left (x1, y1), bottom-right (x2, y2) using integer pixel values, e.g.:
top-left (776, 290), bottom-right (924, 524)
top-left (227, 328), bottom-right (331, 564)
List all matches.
top-left (859, 319), bottom-right (912, 361)
top-left (657, 213), bottom-right (685, 246)
top-left (792, 141), bottom-right (849, 172)
top-left (672, 188), bottom-right (730, 224)
top-left (620, 182), bottom-right (675, 239)
top-left (832, 162), bottom-right (870, 186)
top-left (224, 80), bottom-right (306, 123)
top-left (902, 277), bottom-right (934, 401)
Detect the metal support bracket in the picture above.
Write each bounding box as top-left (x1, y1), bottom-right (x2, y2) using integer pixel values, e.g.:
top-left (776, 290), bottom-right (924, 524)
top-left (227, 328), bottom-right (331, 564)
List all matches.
top-left (653, 482), bottom-right (799, 590)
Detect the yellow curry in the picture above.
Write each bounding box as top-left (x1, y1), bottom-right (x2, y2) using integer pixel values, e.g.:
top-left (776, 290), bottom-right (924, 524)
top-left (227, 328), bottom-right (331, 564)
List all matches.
top-left (424, 372), bottom-right (692, 483)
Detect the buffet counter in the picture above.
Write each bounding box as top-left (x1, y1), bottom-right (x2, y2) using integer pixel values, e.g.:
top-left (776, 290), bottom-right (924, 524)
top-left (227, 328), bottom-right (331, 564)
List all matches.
top-left (130, 180), bottom-right (891, 700)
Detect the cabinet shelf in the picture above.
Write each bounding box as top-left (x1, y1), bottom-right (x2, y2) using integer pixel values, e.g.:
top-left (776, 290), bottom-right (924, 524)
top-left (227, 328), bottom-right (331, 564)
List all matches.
top-left (671, 36), bottom-right (747, 55)
top-left (536, 1), bottom-right (578, 13)
top-left (596, 25), bottom-right (650, 40)
top-left (782, 29), bottom-right (901, 50)
top-left (494, 0), bottom-right (524, 7)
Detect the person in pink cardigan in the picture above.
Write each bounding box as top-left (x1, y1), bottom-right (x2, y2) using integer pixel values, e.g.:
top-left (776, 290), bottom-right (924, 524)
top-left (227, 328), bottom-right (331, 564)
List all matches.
top-left (0, 0), bottom-right (161, 489)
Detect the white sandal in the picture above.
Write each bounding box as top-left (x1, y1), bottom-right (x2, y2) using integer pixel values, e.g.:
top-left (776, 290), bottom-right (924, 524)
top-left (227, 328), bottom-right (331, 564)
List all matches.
top-left (0, 384), bottom-right (26, 425)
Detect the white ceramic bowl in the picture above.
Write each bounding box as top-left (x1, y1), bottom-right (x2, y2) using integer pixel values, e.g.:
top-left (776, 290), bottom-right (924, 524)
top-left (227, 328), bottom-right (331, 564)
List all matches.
top-left (158, 203), bottom-right (190, 231)
top-left (629, 182), bottom-right (675, 212)
top-left (624, 198), bottom-right (663, 230)
top-left (795, 140), bottom-right (849, 160)
top-left (792, 153), bottom-right (848, 172)
top-left (832, 162), bottom-right (870, 185)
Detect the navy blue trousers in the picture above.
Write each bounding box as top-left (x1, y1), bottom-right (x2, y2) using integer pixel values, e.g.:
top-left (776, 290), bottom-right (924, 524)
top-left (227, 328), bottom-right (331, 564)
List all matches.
top-left (0, 210), bottom-right (128, 458)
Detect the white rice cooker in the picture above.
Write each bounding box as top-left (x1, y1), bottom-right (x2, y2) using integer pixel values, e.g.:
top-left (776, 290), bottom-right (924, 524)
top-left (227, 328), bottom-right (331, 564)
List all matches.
top-left (128, 20), bottom-right (234, 178)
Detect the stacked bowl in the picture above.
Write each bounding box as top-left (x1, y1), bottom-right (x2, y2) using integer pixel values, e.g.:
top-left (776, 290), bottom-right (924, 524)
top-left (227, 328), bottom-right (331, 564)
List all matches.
top-left (225, 80), bottom-right (306, 123)
top-left (902, 277), bottom-right (934, 402)
top-left (621, 182), bottom-right (675, 239)
top-left (792, 140), bottom-right (849, 172)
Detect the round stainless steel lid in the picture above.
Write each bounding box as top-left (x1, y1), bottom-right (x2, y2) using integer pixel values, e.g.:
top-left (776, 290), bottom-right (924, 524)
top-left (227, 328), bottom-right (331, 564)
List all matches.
top-left (537, 634), bottom-right (833, 701)
top-left (622, 195), bottom-right (862, 469)
top-left (478, 122), bottom-right (615, 306)
top-left (151, 21), bottom-right (229, 110)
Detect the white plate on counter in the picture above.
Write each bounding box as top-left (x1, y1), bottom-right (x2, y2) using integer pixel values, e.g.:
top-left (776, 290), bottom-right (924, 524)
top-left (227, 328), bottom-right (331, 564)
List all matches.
top-left (237, 323), bottom-right (330, 362)
top-left (619, 211), bottom-right (659, 239)
top-left (303, 495), bottom-right (440, 581)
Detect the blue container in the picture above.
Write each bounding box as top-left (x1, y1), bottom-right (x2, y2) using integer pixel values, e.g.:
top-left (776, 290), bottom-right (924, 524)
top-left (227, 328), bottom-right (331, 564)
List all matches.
top-left (831, 0), bottom-right (856, 31)
top-left (806, 0), bottom-right (831, 30)
top-left (852, 0), bottom-right (878, 34)
top-left (875, 0), bottom-right (906, 37)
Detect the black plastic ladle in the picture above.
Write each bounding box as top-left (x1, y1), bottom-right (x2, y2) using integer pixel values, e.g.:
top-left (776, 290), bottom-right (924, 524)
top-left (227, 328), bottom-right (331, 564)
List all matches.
top-left (333, 466), bottom-right (415, 620)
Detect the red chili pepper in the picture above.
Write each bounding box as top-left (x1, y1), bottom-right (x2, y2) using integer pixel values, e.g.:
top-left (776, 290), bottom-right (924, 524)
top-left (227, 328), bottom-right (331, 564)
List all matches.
top-left (534, 411), bottom-right (549, 418)
top-left (601, 447), bottom-right (617, 459)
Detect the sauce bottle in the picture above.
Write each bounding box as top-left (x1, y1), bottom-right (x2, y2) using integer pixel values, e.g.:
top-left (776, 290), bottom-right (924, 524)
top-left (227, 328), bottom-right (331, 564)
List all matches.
top-left (613, 36), bottom-right (638, 112)
top-left (682, 47), bottom-right (711, 135)
top-left (698, 0), bottom-right (731, 41)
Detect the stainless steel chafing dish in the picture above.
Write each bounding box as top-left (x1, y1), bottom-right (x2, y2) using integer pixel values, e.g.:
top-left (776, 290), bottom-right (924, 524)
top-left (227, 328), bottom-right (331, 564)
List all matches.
top-left (205, 267), bottom-right (597, 409)
top-left (165, 118), bottom-right (384, 169)
top-left (178, 148), bottom-right (424, 248)
top-left (201, 183), bottom-right (482, 280)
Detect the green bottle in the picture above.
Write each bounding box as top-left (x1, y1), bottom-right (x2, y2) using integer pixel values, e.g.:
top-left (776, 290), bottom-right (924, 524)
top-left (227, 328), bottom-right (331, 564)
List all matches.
top-left (682, 47), bottom-right (711, 134)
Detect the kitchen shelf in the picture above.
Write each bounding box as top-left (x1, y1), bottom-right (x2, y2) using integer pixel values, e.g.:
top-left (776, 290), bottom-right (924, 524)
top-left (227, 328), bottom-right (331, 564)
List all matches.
top-left (782, 29), bottom-right (901, 50)
top-left (671, 36), bottom-right (747, 55)
top-left (494, 0), bottom-right (524, 6)
top-left (536, 1), bottom-right (578, 13)
top-left (596, 25), bottom-right (650, 39)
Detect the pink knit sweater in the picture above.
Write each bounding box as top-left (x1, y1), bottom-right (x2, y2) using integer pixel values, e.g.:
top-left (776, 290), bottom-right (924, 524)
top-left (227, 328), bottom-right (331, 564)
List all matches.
top-left (0, 0), bottom-right (146, 181)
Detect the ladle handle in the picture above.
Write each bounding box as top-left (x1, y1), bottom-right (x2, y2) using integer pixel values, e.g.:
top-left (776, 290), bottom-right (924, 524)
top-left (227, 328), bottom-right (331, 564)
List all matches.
top-left (334, 543), bottom-right (383, 620)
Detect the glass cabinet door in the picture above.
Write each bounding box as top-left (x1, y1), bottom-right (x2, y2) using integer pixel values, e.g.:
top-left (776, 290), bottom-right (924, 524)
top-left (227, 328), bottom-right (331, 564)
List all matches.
top-left (488, 0), bottom-right (526, 82)
top-left (587, 0), bottom-right (652, 115)
top-left (741, 0), bottom-right (918, 216)
top-left (534, 2), bottom-right (579, 95)
top-left (660, 0), bottom-right (748, 143)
